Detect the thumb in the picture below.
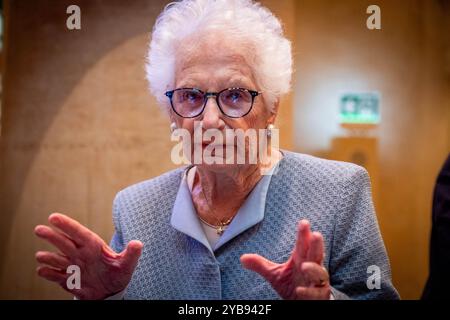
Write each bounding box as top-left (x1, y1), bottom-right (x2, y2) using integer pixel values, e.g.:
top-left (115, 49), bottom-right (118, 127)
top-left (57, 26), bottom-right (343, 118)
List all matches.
top-left (120, 240), bottom-right (143, 273)
top-left (240, 253), bottom-right (278, 280)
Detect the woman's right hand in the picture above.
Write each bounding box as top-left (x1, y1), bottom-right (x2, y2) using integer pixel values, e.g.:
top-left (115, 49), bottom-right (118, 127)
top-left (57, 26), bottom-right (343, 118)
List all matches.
top-left (34, 213), bottom-right (143, 300)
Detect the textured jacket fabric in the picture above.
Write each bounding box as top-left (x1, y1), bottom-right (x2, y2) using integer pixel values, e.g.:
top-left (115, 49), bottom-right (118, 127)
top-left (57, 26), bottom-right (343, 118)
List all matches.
top-left (110, 151), bottom-right (399, 300)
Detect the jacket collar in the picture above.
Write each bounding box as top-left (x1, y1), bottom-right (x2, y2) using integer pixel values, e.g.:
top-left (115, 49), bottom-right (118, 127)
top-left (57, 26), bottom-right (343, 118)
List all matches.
top-left (170, 160), bottom-right (282, 254)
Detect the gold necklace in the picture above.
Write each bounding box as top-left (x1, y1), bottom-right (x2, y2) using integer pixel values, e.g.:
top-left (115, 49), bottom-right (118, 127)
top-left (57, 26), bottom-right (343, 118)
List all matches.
top-left (197, 214), bottom-right (233, 235)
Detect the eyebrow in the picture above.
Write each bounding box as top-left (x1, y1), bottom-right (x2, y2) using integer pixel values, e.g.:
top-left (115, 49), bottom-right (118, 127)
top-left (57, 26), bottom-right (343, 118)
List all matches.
top-left (227, 77), bottom-right (253, 88)
top-left (177, 77), bottom-right (254, 91)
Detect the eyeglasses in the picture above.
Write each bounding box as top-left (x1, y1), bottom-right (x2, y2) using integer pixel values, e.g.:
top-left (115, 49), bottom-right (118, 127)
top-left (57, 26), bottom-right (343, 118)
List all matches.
top-left (164, 87), bottom-right (261, 118)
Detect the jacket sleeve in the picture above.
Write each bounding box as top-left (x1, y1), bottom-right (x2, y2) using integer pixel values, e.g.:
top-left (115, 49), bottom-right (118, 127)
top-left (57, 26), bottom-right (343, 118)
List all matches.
top-left (328, 166), bottom-right (400, 300)
top-left (110, 191), bottom-right (125, 254)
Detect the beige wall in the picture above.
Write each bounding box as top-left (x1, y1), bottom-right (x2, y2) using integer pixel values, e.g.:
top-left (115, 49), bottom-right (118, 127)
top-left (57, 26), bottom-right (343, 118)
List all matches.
top-left (0, 0), bottom-right (294, 299)
top-left (293, 0), bottom-right (450, 299)
top-left (0, 0), bottom-right (176, 299)
top-left (0, 0), bottom-right (448, 300)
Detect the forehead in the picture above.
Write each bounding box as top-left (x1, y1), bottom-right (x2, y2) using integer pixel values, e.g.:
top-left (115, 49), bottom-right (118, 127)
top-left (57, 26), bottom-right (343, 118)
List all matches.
top-left (174, 33), bottom-right (256, 88)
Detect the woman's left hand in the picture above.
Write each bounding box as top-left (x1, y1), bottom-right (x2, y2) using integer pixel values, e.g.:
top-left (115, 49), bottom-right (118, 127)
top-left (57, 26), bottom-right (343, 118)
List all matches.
top-left (240, 219), bottom-right (331, 300)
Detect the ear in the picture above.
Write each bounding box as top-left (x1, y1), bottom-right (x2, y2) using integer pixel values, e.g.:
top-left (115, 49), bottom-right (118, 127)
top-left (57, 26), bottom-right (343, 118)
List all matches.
top-left (168, 112), bottom-right (180, 133)
top-left (168, 109), bottom-right (178, 126)
top-left (267, 98), bottom-right (280, 125)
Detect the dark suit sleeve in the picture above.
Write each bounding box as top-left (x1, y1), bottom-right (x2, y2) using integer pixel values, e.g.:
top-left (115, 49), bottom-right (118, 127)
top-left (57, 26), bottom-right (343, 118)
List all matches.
top-left (422, 154), bottom-right (450, 299)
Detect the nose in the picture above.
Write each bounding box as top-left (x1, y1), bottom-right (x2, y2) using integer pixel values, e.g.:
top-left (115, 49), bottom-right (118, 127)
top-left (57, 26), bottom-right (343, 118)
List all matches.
top-left (201, 96), bottom-right (225, 130)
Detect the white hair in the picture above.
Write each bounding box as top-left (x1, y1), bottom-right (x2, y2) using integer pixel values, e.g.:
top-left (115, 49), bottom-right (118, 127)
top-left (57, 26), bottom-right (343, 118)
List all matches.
top-left (145, 0), bottom-right (293, 113)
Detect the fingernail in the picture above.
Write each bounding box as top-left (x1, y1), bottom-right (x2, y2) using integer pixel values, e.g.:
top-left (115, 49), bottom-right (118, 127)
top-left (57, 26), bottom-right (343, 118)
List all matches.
top-left (299, 220), bottom-right (309, 230)
top-left (49, 214), bottom-right (60, 224)
top-left (34, 226), bottom-right (44, 235)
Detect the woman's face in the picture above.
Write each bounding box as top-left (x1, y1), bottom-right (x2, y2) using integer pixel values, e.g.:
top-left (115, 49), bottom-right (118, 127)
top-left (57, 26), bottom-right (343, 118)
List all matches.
top-left (171, 35), bottom-right (277, 170)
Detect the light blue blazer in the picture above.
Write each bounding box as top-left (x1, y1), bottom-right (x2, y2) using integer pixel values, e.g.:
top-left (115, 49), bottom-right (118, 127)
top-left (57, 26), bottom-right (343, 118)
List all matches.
top-left (110, 151), bottom-right (399, 299)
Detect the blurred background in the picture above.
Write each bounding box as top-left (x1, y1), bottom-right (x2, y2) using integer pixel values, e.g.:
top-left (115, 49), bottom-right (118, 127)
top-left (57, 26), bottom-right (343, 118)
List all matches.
top-left (0, 0), bottom-right (449, 299)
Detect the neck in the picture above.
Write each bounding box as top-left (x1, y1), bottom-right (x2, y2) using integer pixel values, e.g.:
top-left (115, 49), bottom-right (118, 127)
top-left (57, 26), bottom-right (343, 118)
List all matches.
top-left (192, 149), bottom-right (282, 224)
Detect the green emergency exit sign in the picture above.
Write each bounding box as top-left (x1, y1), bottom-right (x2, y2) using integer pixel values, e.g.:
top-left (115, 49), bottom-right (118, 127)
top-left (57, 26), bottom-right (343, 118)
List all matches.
top-left (339, 93), bottom-right (380, 124)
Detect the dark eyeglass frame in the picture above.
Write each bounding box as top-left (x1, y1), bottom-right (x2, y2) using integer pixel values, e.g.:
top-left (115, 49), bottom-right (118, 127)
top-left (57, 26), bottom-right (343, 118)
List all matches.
top-left (164, 87), bottom-right (261, 119)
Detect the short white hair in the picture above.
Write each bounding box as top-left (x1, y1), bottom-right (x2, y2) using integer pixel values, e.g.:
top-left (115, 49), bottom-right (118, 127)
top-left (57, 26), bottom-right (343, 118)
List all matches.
top-left (145, 0), bottom-right (293, 113)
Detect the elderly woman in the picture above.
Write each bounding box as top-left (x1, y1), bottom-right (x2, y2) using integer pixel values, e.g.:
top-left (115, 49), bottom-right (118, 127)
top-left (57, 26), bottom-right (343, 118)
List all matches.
top-left (34, 0), bottom-right (399, 300)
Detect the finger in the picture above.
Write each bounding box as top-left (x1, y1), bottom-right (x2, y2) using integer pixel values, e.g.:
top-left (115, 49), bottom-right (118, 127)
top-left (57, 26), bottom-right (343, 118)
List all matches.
top-left (294, 220), bottom-right (311, 261)
top-left (295, 286), bottom-right (331, 300)
top-left (306, 232), bottom-right (324, 264)
top-left (37, 266), bottom-right (68, 286)
top-left (300, 262), bottom-right (329, 287)
top-left (120, 240), bottom-right (143, 274)
top-left (35, 251), bottom-right (71, 270)
top-left (240, 253), bottom-right (279, 280)
top-left (48, 213), bottom-right (95, 246)
top-left (34, 225), bottom-right (77, 255)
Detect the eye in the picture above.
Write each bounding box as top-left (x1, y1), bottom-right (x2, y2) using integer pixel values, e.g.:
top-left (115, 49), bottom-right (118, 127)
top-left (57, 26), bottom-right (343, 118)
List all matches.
top-left (229, 92), bottom-right (241, 102)
top-left (179, 90), bottom-right (202, 104)
top-left (223, 89), bottom-right (245, 104)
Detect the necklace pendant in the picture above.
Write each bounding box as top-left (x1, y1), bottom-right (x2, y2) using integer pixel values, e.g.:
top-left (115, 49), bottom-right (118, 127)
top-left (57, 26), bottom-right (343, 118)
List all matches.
top-left (217, 226), bottom-right (224, 235)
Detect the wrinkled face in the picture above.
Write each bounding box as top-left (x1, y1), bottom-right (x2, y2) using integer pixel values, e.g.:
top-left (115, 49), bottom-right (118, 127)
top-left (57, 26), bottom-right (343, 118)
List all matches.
top-left (170, 34), bottom-right (277, 171)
